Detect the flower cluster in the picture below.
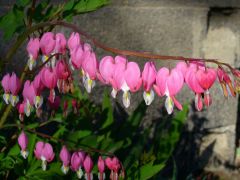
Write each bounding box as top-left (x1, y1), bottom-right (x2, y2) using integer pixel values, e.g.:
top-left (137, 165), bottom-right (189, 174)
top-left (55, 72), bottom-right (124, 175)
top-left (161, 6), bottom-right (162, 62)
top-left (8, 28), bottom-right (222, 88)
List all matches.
top-left (1, 31), bottom-right (238, 116)
top-left (18, 132), bottom-right (123, 180)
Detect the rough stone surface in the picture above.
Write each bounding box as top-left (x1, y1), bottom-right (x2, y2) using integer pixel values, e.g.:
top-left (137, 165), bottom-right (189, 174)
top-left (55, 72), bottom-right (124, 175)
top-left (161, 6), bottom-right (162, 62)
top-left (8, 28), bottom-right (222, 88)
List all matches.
top-left (1, 0), bottom-right (240, 178)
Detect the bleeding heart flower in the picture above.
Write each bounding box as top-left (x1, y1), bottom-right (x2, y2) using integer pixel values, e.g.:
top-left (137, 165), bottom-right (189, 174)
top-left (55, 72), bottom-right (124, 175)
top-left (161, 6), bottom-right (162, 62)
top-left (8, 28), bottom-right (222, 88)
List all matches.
top-left (18, 131), bottom-right (28, 159)
top-left (196, 68), bottom-right (217, 107)
top-left (22, 80), bottom-right (36, 116)
top-left (70, 46), bottom-right (84, 70)
top-left (196, 68), bottom-right (217, 90)
top-left (217, 68), bottom-right (235, 97)
top-left (109, 56), bottom-right (127, 98)
top-left (71, 151), bottom-right (86, 179)
top-left (55, 33), bottom-right (67, 54)
top-left (98, 156), bottom-right (105, 180)
top-left (142, 62), bottom-right (157, 105)
top-left (41, 67), bottom-right (57, 103)
top-left (60, 146), bottom-right (71, 174)
top-left (185, 65), bottom-right (204, 111)
top-left (27, 38), bottom-right (40, 70)
top-left (105, 157), bottom-right (121, 180)
top-left (68, 32), bottom-right (81, 53)
top-left (120, 61), bottom-right (142, 108)
top-left (81, 51), bottom-right (98, 93)
top-left (1, 73), bottom-right (11, 104)
top-left (9, 73), bottom-right (21, 107)
top-left (98, 56), bottom-right (115, 84)
top-left (34, 141), bottom-right (55, 171)
top-left (17, 101), bottom-right (25, 121)
top-left (83, 155), bottom-right (94, 180)
top-left (40, 32), bottom-right (56, 66)
top-left (154, 67), bottom-right (184, 114)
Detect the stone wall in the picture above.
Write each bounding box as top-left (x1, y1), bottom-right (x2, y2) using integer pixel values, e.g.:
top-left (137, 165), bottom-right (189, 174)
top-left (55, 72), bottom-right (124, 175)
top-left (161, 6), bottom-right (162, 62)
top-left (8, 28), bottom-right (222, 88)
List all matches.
top-left (1, 0), bottom-right (240, 178)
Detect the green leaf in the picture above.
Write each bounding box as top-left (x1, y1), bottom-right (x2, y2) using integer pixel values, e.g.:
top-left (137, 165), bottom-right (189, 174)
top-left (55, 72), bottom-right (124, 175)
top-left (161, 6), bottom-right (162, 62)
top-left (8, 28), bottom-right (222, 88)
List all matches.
top-left (16, 0), bottom-right (31, 7)
top-left (101, 89), bottom-right (113, 128)
top-left (138, 162), bottom-right (165, 180)
top-left (0, 5), bottom-right (25, 40)
top-left (27, 133), bottom-right (37, 163)
top-left (26, 122), bottom-right (39, 129)
top-left (66, 130), bottom-right (92, 143)
top-left (63, 0), bottom-right (75, 11)
top-left (8, 143), bottom-right (20, 156)
top-left (74, 0), bottom-right (110, 13)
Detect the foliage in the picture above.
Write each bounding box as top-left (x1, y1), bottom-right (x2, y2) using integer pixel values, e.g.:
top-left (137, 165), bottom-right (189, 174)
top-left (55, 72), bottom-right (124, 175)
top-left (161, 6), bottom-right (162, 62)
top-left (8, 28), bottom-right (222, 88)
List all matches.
top-left (0, 0), bottom-right (110, 40)
top-left (0, 86), bottom-right (189, 179)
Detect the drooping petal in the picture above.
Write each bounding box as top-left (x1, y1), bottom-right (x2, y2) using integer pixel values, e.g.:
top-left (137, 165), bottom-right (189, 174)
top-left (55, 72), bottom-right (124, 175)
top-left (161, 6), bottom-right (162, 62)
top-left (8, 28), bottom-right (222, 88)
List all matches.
top-left (122, 90), bottom-right (131, 108)
top-left (142, 62), bottom-right (157, 92)
top-left (99, 56), bottom-right (115, 84)
top-left (124, 62), bottom-right (142, 92)
top-left (155, 67), bottom-right (169, 96)
top-left (9, 73), bottom-right (21, 95)
top-left (165, 96), bottom-right (174, 114)
top-left (42, 143), bottom-right (55, 162)
top-left (143, 89), bottom-right (155, 105)
top-left (196, 68), bottom-right (217, 90)
top-left (195, 93), bottom-right (203, 111)
top-left (40, 32), bottom-right (56, 55)
top-left (34, 141), bottom-right (44, 159)
top-left (167, 68), bottom-right (184, 96)
top-left (55, 33), bottom-right (67, 54)
top-left (83, 155), bottom-right (93, 173)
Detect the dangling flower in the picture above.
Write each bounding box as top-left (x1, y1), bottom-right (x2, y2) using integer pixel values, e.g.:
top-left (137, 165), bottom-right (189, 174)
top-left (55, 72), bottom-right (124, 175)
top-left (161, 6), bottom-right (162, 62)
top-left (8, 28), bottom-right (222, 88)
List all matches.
top-left (142, 62), bottom-right (157, 105)
top-left (109, 56), bottom-right (127, 98)
top-left (105, 157), bottom-right (121, 180)
top-left (18, 131), bottom-right (28, 159)
top-left (55, 33), bottom-right (67, 55)
top-left (83, 155), bottom-right (94, 180)
top-left (196, 67), bottom-right (217, 107)
top-left (34, 141), bottom-right (55, 171)
top-left (9, 73), bottom-right (21, 107)
top-left (33, 73), bottom-right (44, 109)
top-left (217, 67), bottom-right (235, 97)
top-left (81, 51), bottom-right (98, 93)
top-left (1, 73), bottom-right (11, 104)
top-left (22, 80), bottom-right (36, 117)
top-left (70, 46), bottom-right (84, 70)
top-left (98, 56), bottom-right (115, 84)
top-left (17, 102), bottom-right (25, 121)
top-left (120, 61), bottom-right (142, 108)
top-left (40, 67), bottom-right (57, 103)
top-left (56, 60), bottom-right (71, 93)
top-left (60, 145), bottom-right (71, 174)
top-left (98, 156), bottom-right (105, 180)
top-left (26, 38), bottom-right (40, 70)
top-left (154, 67), bottom-right (184, 114)
top-left (71, 151), bottom-right (86, 179)
top-left (40, 32), bottom-right (56, 67)
top-left (68, 32), bottom-right (81, 53)
top-left (185, 63), bottom-right (205, 111)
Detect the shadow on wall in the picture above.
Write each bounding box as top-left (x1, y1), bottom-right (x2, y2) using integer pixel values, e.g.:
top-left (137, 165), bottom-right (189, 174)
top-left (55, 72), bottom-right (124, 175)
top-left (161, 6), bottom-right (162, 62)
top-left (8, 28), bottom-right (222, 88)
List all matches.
top-left (159, 101), bottom-right (216, 179)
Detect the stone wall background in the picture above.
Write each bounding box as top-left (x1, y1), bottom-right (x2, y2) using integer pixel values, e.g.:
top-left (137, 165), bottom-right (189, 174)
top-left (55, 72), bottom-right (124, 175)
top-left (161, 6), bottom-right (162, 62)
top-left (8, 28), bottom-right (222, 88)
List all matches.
top-left (1, 0), bottom-right (240, 178)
